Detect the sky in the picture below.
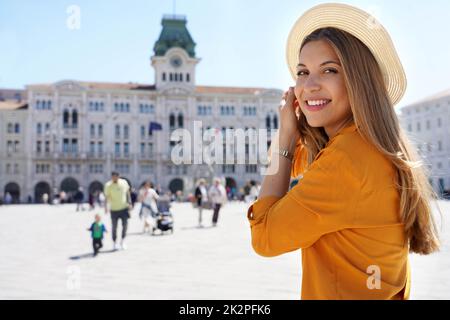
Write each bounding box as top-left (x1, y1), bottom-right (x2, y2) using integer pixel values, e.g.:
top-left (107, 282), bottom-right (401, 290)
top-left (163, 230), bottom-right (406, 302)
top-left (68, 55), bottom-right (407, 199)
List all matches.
top-left (1, 0), bottom-right (450, 108)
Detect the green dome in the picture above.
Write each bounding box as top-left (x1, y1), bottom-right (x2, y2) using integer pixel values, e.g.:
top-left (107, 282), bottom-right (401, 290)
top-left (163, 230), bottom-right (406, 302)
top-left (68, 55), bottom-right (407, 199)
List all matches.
top-left (153, 15), bottom-right (196, 58)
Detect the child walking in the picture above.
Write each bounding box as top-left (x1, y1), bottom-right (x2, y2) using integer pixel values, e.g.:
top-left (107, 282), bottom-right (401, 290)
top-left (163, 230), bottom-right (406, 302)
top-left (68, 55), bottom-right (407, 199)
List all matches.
top-left (88, 214), bottom-right (107, 256)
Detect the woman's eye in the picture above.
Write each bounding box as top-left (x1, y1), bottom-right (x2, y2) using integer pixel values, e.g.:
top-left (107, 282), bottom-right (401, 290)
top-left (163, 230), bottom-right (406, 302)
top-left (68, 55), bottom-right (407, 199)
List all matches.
top-left (296, 70), bottom-right (308, 77)
top-left (324, 68), bottom-right (338, 74)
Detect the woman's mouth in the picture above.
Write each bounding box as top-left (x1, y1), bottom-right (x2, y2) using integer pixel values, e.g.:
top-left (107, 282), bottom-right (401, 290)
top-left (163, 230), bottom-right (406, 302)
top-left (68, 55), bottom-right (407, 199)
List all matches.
top-left (304, 99), bottom-right (331, 112)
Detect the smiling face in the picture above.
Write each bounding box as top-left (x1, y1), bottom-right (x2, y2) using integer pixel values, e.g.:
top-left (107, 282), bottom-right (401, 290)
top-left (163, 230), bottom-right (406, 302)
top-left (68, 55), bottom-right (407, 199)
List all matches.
top-left (295, 39), bottom-right (353, 138)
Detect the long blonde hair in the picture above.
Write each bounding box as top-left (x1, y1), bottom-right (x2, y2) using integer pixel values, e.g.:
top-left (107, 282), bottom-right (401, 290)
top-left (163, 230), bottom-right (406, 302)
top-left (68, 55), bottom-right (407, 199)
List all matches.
top-left (297, 27), bottom-right (440, 255)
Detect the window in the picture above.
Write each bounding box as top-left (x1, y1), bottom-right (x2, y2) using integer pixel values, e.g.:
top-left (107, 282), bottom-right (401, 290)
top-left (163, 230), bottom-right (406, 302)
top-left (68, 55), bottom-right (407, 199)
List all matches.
top-left (124, 125), bottom-right (129, 139)
top-left (169, 114), bottom-right (175, 129)
top-left (63, 139), bottom-right (69, 153)
top-left (90, 124), bottom-right (95, 137)
top-left (141, 125), bottom-right (145, 138)
top-left (417, 122), bottom-right (421, 132)
top-left (36, 141), bottom-right (42, 153)
top-left (90, 141), bottom-right (95, 154)
top-left (273, 116), bottom-right (278, 130)
top-left (186, 73), bottom-right (190, 82)
top-left (63, 110), bottom-right (69, 128)
top-left (115, 143), bottom-right (121, 155)
top-left (140, 143), bottom-right (145, 156)
top-left (266, 115), bottom-right (271, 129)
top-left (124, 142), bottom-right (129, 156)
top-left (45, 123), bottom-right (50, 133)
top-left (72, 110), bottom-right (78, 128)
top-left (98, 142), bottom-right (103, 154)
top-left (98, 124), bottom-right (103, 137)
top-left (148, 143), bottom-right (153, 157)
top-left (45, 141), bottom-right (50, 153)
top-left (115, 124), bottom-right (120, 139)
top-left (7, 123), bottom-right (13, 133)
top-left (71, 139), bottom-right (78, 153)
top-left (178, 114), bottom-right (184, 128)
top-left (37, 123), bottom-right (42, 135)
top-left (14, 123), bottom-right (20, 133)
top-left (162, 72), bottom-right (166, 81)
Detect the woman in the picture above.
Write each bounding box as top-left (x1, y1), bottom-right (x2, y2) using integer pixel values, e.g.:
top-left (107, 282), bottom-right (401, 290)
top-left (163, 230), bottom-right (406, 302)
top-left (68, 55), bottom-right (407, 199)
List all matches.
top-left (195, 179), bottom-right (209, 227)
top-left (247, 3), bottom-right (440, 300)
top-left (138, 181), bottom-right (159, 234)
top-left (208, 178), bottom-right (227, 227)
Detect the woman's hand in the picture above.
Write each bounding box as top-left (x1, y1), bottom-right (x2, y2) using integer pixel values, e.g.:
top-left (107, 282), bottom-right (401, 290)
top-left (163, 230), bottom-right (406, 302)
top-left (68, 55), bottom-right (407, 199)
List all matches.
top-left (278, 87), bottom-right (301, 151)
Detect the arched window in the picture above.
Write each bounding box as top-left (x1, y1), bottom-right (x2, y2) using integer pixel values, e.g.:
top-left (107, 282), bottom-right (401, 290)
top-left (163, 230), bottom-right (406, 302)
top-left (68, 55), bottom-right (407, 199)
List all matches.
top-left (169, 114), bottom-right (175, 129)
top-left (178, 114), bottom-right (184, 128)
top-left (47, 101), bottom-right (52, 109)
top-left (162, 72), bottom-right (166, 81)
top-left (120, 103), bottom-right (124, 112)
top-left (186, 73), bottom-right (190, 82)
top-left (42, 101), bottom-right (47, 109)
top-left (273, 115), bottom-right (278, 130)
top-left (72, 110), bottom-right (78, 128)
top-left (174, 73), bottom-right (178, 82)
top-left (63, 110), bottom-right (70, 128)
top-left (14, 123), bottom-right (20, 133)
top-left (266, 115), bottom-right (271, 129)
top-left (169, 73), bottom-right (173, 81)
top-left (37, 123), bottom-right (42, 134)
top-left (179, 73), bottom-right (183, 82)
top-left (7, 123), bottom-right (13, 133)
top-left (36, 100), bottom-right (41, 109)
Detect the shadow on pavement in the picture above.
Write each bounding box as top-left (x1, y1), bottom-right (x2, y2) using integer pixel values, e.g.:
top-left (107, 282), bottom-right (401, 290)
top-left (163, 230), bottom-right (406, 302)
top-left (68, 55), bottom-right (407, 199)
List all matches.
top-left (69, 249), bottom-right (117, 260)
top-left (180, 225), bottom-right (216, 230)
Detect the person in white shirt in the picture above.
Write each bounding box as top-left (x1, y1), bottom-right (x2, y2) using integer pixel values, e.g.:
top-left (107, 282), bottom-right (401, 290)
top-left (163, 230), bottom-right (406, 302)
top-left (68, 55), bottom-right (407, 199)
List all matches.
top-left (208, 178), bottom-right (227, 227)
top-left (138, 181), bottom-right (160, 234)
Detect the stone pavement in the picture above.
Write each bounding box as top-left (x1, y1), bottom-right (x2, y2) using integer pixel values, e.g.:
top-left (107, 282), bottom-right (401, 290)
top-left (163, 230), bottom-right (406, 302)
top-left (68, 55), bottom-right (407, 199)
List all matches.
top-left (0, 201), bottom-right (448, 299)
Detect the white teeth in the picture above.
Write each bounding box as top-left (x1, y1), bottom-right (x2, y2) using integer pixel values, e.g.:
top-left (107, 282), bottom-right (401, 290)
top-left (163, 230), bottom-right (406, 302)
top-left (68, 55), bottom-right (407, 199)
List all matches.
top-left (307, 100), bottom-right (330, 106)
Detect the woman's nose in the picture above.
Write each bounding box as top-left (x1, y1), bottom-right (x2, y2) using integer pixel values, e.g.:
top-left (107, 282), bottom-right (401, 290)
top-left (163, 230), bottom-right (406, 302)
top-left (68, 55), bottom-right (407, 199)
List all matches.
top-left (303, 74), bottom-right (321, 93)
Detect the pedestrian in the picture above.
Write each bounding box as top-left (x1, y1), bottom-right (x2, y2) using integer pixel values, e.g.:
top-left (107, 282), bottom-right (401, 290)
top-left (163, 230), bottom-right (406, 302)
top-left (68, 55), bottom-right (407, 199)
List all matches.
top-left (87, 214), bottom-right (107, 257)
top-left (42, 193), bottom-right (49, 204)
top-left (138, 181), bottom-right (159, 233)
top-left (5, 192), bottom-right (12, 204)
top-left (208, 178), bottom-right (227, 227)
top-left (194, 179), bottom-right (208, 227)
top-left (88, 192), bottom-right (95, 210)
top-left (249, 181), bottom-right (259, 202)
top-left (104, 172), bottom-right (132, 250)
top-left (74, 187), bottom-right (85, 211)
top-left (247, 3), bottom-right (440, 299)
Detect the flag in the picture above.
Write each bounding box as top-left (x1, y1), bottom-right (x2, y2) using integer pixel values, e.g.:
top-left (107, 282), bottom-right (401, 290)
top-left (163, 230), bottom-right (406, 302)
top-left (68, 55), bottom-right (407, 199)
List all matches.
top-left (149, 122), bottom-right (162, 135)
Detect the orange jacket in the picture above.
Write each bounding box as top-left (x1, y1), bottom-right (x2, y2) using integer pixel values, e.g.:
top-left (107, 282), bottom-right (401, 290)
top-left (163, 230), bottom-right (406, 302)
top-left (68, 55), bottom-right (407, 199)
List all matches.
top-left (247, 123), bottom-right (410, 300)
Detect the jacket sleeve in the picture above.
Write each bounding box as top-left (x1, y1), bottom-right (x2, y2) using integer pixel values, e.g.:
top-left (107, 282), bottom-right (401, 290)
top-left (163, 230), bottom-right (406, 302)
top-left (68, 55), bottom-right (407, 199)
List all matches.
top-left (247, 148), bottom-right (360, 257)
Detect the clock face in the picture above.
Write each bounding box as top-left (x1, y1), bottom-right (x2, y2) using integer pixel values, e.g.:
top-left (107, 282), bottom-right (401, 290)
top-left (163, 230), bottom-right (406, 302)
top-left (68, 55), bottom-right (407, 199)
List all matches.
top-left (170, 56), bottom-right (182, 68)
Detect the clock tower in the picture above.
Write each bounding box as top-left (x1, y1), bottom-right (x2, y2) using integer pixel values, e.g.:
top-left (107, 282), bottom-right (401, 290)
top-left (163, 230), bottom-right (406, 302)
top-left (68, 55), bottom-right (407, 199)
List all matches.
top-left (151, 15), bottom-right (201, 91)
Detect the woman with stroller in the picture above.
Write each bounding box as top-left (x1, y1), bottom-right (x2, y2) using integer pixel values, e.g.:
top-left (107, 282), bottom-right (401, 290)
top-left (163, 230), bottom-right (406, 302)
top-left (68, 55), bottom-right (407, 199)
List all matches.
top-left (138, 181), bottom-right (159, 234)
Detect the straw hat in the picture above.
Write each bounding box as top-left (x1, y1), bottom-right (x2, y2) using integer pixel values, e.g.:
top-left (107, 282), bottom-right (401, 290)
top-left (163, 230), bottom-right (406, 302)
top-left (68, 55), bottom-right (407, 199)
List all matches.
top-left (286, 3), bottom-right (407, 106)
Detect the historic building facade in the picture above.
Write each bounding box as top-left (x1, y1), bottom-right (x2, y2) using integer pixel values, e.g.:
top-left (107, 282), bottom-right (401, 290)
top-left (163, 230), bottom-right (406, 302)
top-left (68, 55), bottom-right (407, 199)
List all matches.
top-left (399, 89), bottom-right (450, 197)
top-left (0, 15), bottom-right (282, 203)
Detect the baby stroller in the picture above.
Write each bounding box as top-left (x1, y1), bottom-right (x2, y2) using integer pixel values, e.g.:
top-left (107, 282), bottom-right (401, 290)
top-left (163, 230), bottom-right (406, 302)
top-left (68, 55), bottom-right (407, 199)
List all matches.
top-left (152, 197), bottom-right (174, 235)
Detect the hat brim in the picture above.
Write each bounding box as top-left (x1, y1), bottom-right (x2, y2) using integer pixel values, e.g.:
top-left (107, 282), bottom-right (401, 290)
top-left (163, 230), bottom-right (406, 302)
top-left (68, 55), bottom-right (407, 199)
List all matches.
top-left (286, 3), bottom-right (407, 106)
